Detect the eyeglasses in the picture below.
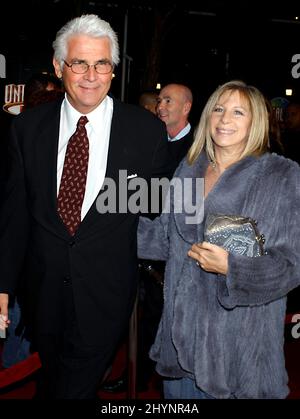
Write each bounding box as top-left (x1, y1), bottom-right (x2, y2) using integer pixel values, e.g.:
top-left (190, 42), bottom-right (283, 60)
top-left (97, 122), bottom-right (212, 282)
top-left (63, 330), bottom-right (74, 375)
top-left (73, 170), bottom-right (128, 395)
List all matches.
top-left (63, 60), bottom-right (114, 75)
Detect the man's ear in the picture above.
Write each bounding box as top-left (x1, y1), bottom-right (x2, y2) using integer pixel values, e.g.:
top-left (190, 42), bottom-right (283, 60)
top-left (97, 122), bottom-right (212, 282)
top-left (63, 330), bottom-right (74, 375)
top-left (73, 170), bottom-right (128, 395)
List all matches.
top-left (184, 101), bottom-right (192, 116)
top-left (53, 58), bottom-right (62, 79)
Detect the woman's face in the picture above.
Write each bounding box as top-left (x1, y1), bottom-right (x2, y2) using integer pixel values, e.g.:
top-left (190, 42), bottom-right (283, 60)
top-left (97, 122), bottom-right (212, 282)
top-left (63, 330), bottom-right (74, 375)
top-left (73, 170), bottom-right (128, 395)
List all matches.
top-left (209, 90), bottom-right (252, 155)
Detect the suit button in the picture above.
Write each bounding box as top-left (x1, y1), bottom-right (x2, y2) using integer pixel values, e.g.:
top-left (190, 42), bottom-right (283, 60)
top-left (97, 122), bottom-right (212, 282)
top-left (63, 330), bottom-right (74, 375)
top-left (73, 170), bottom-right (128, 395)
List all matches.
top-left (63, 276), bottom-right (71, 285)
top-left (69, 240), bottom-right (75, 247)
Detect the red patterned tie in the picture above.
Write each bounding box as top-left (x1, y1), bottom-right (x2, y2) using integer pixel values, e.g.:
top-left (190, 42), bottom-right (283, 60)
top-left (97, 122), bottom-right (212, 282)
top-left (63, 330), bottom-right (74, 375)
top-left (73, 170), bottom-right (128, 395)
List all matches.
top-left (57, 116), bottom-right (89, 236)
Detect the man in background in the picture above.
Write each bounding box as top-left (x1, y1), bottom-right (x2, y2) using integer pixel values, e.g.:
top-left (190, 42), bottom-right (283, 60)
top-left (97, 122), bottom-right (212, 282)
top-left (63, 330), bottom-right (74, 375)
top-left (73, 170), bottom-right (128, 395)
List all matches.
top-left (157, 83), bottom-right (193, 163)
top-left (138, 91), bottom-right (158, 115)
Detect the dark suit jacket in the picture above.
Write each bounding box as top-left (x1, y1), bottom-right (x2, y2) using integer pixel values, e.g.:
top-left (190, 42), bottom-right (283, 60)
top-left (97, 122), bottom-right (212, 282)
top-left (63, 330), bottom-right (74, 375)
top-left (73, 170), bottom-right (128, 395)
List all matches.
top-left (168, 128), bottom-right (194, 168)
top-left (0, 96), bottom-right (171, 347)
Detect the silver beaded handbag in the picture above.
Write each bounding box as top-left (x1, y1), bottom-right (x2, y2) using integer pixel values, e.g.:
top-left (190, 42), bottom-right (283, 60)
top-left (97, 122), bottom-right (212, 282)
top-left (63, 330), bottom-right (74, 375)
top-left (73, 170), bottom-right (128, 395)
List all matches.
top-left (204, 214), bottom-right (265, 257)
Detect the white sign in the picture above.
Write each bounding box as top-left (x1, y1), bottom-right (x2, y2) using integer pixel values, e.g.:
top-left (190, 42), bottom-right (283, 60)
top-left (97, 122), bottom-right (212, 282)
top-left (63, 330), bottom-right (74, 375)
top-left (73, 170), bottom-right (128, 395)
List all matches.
top-left (3, 84), bottom-right (25, 115)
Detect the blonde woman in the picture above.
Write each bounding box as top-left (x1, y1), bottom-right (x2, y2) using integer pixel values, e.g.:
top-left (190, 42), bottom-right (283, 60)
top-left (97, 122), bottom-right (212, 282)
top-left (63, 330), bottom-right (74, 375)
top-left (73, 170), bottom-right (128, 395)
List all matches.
top-left (138, 80), bottom-right (300, 399)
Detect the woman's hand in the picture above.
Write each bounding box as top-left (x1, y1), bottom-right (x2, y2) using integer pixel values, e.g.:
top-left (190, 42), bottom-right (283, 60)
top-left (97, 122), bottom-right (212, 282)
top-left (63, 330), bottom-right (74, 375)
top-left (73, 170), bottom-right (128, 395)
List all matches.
top-left (188, 241), bottom-right (229, 275)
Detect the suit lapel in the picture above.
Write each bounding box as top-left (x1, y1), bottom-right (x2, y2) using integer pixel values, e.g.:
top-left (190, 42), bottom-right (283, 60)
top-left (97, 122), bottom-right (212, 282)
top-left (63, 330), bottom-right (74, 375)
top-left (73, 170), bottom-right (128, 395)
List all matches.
top-left (34, 99), bottom-right (70, 238)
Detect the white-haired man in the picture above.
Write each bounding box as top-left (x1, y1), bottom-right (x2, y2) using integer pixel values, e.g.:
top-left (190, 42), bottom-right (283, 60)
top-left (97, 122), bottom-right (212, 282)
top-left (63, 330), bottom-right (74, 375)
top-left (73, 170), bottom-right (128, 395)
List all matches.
top-left (0, 14), bottom-right (171, 399)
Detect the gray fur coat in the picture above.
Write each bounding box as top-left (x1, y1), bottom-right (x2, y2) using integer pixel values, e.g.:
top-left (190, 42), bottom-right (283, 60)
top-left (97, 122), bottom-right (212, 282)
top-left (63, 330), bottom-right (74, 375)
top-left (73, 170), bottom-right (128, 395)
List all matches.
top-left (138, 152), bottom-right (300, 399)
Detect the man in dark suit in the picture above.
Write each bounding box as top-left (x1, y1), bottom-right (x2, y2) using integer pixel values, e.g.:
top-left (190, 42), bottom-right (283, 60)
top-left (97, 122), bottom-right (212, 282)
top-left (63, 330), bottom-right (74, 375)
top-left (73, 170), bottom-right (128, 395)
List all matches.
top-left (0, 14), bottom-right (171, 399)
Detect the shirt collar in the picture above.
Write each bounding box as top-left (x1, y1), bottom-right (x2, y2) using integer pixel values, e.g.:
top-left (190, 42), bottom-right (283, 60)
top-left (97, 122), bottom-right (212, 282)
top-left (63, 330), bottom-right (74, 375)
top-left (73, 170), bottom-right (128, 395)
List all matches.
top-left (168, 123), bottom-right (191, 142)
top-left (63, 94), bottom-right (112, 136)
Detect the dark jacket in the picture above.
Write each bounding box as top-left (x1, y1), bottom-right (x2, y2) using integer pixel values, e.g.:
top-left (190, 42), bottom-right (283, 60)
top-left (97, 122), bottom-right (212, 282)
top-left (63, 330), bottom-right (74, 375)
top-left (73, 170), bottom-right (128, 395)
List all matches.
top-left (168, 128), bottom-right (193, 168)
top-left (0, 96), bottom-right (171, 348)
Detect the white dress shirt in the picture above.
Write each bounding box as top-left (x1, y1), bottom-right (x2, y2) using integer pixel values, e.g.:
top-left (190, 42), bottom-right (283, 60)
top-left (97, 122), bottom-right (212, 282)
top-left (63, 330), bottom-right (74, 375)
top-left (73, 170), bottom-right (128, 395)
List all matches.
top-left (57, 95), bottom-right (113, 219)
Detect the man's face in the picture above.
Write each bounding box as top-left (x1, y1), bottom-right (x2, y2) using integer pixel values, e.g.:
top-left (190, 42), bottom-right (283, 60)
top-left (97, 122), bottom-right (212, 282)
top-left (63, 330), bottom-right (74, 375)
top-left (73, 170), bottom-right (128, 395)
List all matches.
top-left (53, 35), bottom-right (113, 114)
top-left (285, 104), bottom-right (300, 131)
top-left (156, 86), bottom-right (188, 132)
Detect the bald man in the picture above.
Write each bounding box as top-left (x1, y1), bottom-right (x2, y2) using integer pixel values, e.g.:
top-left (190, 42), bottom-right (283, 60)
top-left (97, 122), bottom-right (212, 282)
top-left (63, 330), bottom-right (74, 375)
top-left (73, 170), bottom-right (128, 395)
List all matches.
top-left (157, 83), bottom-right (193, 164)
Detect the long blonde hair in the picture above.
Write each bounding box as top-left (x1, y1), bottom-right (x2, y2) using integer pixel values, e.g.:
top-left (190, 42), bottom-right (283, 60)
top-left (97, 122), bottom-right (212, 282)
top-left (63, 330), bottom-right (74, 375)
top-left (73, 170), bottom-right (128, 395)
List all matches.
top-left (188, 80), bottom-right (269, 165)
